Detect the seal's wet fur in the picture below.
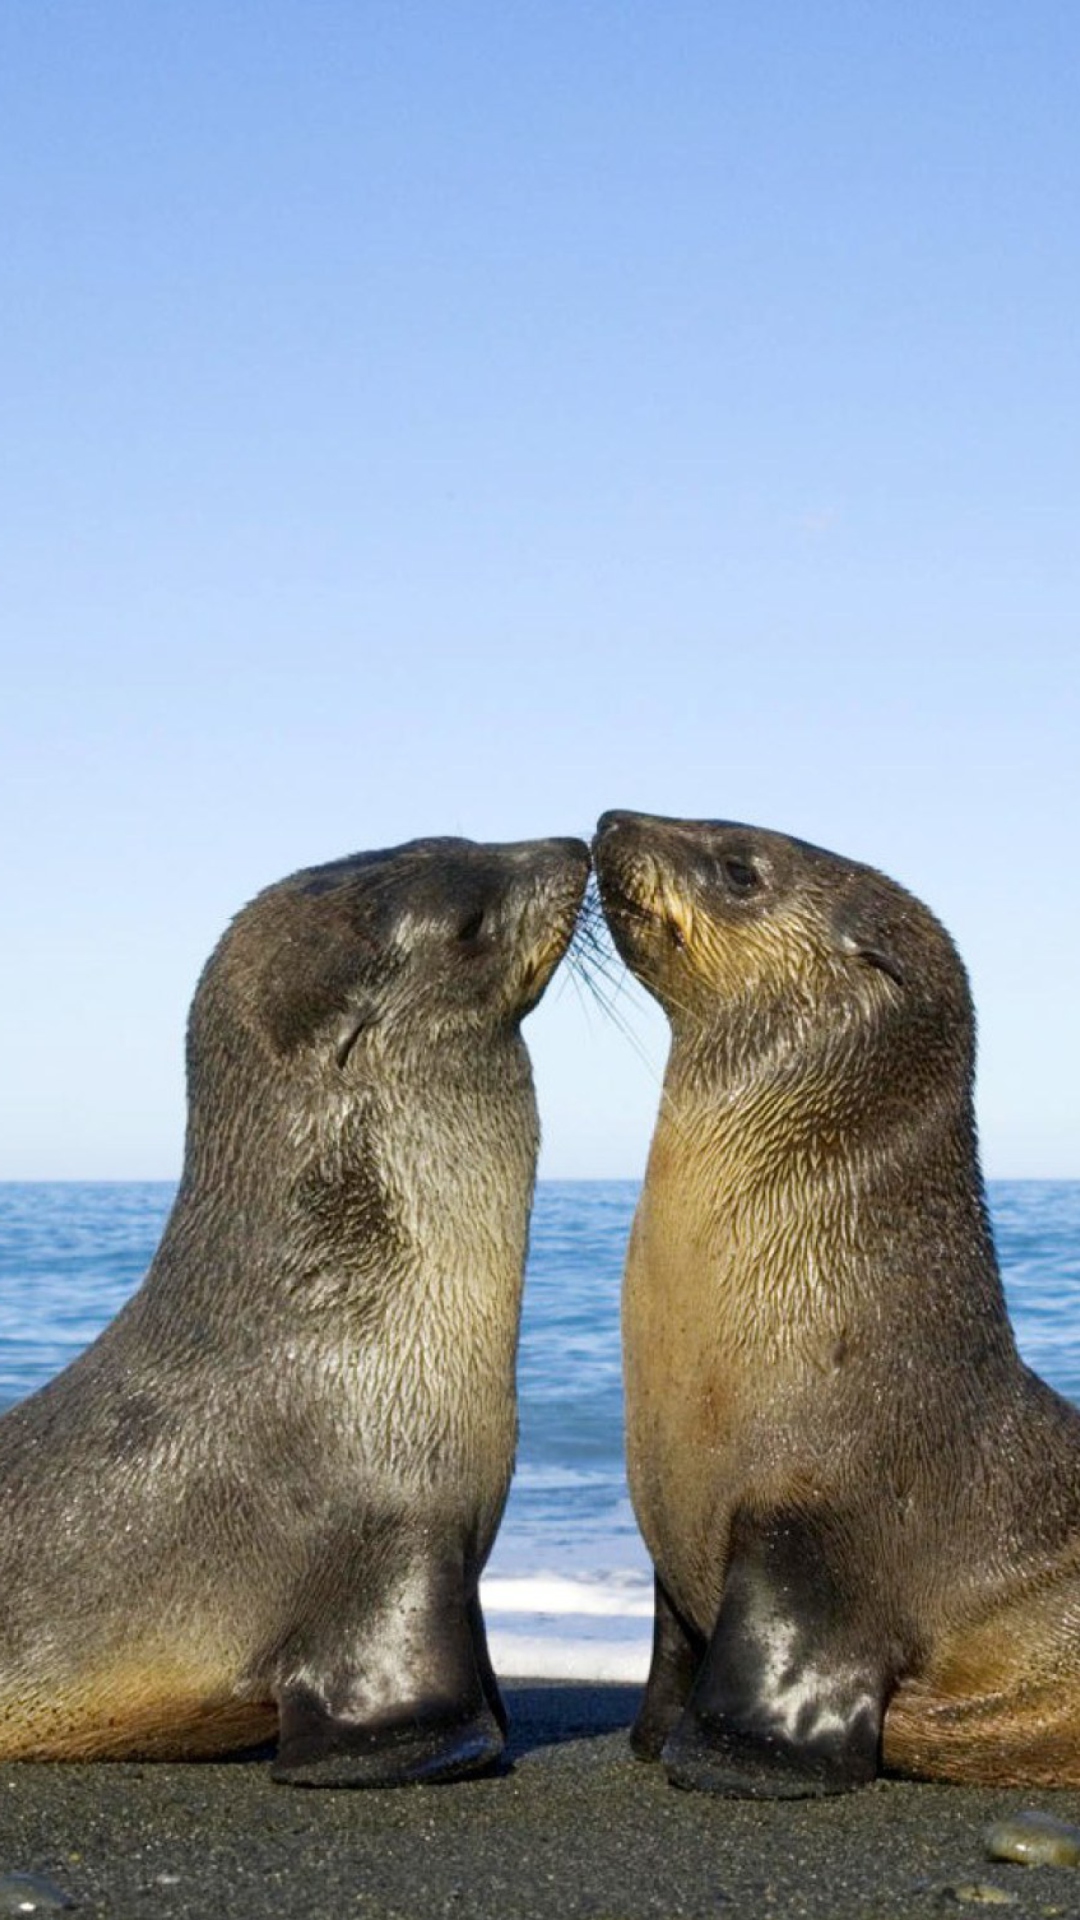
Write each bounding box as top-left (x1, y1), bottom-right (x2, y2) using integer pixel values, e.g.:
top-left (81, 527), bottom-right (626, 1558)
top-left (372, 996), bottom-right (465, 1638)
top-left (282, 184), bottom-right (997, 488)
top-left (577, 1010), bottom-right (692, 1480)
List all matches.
top-left (0, 835), bottom-right (589, 1785)
top-left (595, 809), bottom-right (1080, 1794)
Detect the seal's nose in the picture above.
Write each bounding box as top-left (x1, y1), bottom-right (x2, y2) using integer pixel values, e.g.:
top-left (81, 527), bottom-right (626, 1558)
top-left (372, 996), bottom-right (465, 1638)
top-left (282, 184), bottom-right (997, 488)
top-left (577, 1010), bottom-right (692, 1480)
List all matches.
top-left (546, 836), bottom-right (592, 864)
top-left (594, 810), bottom-right (640, 839)
top-left (536, 836), bottom-right (592, 886)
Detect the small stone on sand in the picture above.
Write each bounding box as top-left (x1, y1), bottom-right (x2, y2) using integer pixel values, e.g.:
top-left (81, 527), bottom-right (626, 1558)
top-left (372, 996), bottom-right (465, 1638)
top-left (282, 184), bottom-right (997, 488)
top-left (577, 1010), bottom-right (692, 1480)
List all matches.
top-left (985, 1809), bottom-right (1080, 1869)
top-left (0, 1875), bottom-right (77, 1915)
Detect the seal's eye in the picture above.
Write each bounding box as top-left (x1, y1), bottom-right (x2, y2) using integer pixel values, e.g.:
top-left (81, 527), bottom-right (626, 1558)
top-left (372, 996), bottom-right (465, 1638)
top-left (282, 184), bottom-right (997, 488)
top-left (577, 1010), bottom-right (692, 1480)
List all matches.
top-left (721, 854), bottom-right (761, 894)
top-left (457, 908), bottom-right (486, 944)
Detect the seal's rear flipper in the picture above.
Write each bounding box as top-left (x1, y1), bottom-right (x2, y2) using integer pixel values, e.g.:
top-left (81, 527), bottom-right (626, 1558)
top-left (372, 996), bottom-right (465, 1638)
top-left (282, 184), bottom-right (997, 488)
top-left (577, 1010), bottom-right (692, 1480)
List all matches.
top-left (662, 1506), bottom-right (899, 1797)
top-left (631, 1574), bottom-right (705, 1760)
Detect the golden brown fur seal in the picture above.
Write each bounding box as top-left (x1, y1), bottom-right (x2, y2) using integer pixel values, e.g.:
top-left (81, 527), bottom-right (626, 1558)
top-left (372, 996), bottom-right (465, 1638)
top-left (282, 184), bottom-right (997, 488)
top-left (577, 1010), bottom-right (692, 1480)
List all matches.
top-left (0, 834), bottom-right (588, 1784)
top-left (593, 807), bottom-right (1080, 1795)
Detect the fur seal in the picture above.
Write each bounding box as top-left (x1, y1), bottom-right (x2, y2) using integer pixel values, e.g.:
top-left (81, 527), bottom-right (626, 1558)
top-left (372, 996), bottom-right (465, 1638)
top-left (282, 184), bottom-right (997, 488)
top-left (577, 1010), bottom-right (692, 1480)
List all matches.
top-left (593, 807), bottom-right (1080, 1795)
top-left (0, 834), bottom-right (588, 1784)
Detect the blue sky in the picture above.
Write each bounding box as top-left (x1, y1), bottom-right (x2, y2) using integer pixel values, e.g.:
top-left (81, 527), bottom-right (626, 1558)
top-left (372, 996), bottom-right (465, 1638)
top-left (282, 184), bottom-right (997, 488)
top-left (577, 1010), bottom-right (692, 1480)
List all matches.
top-left (3, 3), bottom-right (1077, 1179)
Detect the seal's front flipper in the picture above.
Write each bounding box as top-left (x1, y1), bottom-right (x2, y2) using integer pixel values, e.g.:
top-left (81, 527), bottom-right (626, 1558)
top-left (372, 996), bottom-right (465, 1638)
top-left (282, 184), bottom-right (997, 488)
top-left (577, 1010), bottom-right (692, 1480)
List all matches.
top-left (631, 1574), bottom-right (705, 1760)
top-left (271, 1565), bottom-right (504, 1788)
top-left (662, 1507), bottom-right (899, 1797)
top-left (272, 1685), bottom-right (503, 1787)
top-left (468, 1590), bottom-right (508, 1737)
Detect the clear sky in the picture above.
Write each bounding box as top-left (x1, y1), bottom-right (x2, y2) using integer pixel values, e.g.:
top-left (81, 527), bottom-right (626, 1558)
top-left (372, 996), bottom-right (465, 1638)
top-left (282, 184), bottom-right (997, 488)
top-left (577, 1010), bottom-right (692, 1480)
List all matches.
top-left (2, 3), bottom-right (1077, 1180)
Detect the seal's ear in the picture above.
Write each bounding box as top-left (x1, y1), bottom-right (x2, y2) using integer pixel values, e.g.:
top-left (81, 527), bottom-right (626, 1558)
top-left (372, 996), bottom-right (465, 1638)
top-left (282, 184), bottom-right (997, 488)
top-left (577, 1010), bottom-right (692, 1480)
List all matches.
top-left (831, 905), bottom-right (906, 989)
top-left (258, 925), bottom-right (388, 1059)
top-left (333, 1003), bottom-right (377, 1070)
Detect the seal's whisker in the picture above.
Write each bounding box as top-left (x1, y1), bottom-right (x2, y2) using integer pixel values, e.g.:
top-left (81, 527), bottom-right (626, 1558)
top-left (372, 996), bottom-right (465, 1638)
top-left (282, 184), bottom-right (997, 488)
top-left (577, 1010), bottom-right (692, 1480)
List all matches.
top-left (572, 941), bottom-right (631, 1000)
top-left (559, 880), bottom-right (697, 1147)
top-left (559, 949), bottom-right (604, 1028)
top-left (565, 927), bottom-right (628, 1006)
top-left (564, 948), bottom-right (698, 1148)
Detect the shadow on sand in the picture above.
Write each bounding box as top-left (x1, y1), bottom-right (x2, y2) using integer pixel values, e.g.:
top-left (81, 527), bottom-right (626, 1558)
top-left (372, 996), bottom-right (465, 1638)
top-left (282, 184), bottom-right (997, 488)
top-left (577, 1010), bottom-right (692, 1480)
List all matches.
top-left (503, 1680), bottom-right (639, 1760)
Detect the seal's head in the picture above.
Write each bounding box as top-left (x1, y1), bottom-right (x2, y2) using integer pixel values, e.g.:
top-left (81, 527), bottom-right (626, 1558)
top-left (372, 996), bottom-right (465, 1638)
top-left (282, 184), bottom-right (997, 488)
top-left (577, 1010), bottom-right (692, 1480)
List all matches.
top-left (182, 834), bottom-right (590, 1199)
top-left (0, 834), bottom-right (590, 1781)
top-left (205, 835), bottom-right (587, 1050)
top-left (588, 815), bottom-right (1077, 1805)
top-left (593, 809), bottom-right (973, 1139)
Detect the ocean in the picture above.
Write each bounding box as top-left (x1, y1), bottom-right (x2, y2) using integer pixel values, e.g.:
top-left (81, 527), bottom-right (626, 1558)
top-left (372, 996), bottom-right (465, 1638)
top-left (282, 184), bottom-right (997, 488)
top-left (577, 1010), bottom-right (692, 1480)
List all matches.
top-left (1, 1180), bottom-right (1078, 1683)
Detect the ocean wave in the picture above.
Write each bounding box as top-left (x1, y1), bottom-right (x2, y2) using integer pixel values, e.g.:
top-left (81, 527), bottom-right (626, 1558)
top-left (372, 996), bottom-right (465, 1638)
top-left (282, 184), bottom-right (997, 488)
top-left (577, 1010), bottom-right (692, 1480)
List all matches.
top-left (482, 1568), bottom-right (653, 1679)
top-left (481, 1571), bottom-right (652, 1617)
top-left (487, 1631), bottom-right (649, 1683)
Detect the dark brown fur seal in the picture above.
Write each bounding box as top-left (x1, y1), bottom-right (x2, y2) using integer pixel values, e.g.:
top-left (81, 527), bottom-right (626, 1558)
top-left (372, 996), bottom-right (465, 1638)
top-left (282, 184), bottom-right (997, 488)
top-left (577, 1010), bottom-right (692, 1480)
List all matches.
top-left (593, 807), bottom-right (1080, 1795)
top-left (0, 834), bottom-right (589, 1785)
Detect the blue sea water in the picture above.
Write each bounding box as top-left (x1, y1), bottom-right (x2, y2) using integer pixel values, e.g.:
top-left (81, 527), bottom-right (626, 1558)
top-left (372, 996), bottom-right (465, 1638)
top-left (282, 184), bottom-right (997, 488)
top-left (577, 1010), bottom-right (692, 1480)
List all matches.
top-left (1, 1180), bottom-right (1078, 1678)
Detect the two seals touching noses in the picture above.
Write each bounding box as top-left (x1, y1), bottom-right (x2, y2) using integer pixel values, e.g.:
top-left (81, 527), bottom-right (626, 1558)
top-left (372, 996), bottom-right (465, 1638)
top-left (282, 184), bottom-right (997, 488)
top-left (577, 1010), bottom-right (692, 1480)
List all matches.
top-left (594, 808), bottom-right (1080, 1797)
top-left (0, 835), bottom-right (589, 1785)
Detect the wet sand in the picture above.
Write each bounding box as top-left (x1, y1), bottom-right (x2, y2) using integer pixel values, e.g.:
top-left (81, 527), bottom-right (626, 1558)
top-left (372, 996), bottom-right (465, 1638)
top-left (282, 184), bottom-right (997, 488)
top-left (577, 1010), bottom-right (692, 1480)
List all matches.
top-left (2, 1683), bottom-right (1079, 1918)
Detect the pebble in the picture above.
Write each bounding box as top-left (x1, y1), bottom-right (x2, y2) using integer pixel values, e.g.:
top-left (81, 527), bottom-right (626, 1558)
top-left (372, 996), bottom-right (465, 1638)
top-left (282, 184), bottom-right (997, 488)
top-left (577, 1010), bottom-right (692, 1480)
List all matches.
top-left (941, 1885), bottom-right (1018, 1907)
top-left (985, 1809), bottom-right (1080, 1868)
top-left (0, 1875), bottom-right (77, 1915)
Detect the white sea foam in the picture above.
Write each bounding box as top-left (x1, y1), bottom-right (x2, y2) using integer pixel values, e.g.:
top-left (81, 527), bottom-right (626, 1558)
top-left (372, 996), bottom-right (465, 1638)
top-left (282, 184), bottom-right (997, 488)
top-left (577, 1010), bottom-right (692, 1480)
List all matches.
top-left (487, 1632), bottom-right (649, 1681)
top-left (481, 1569), bottom-right (653, 1680)
top-left (482, 1572), bottom-right (652, 1617)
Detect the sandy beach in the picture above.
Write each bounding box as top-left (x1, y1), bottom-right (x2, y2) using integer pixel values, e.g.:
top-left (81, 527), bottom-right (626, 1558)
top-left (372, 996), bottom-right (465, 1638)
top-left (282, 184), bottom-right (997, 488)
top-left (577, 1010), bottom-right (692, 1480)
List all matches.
top-left (2, 1683), bottom-right (1080, 1918)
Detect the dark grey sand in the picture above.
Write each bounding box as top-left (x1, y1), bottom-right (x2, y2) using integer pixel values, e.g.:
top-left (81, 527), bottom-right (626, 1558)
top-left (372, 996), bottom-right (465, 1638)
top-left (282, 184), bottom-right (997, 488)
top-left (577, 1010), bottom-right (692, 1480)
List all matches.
top-left (3, 1683), bottom-right (1080, 1918)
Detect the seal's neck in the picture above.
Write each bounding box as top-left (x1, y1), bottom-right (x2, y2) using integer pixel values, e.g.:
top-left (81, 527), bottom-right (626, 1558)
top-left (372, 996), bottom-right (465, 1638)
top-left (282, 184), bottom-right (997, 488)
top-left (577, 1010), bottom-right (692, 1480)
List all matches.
top-left (641, 1064), bottom-right (1006, 1351)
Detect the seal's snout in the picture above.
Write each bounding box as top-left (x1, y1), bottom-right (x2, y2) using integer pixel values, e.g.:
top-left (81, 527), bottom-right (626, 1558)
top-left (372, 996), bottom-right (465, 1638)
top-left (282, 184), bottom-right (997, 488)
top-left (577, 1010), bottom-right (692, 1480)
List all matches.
top-left (594, 811), bottom-right (708, 861)
top-left (543, 835), bottom-right (592, 876)
top-left (505, 836), bottom-right (590, 878)
top-left (594, 809), bottom-right (651, 845)
top-left (521, 836), bottom-right (591, 910)
top-left (595, 809), bottom-right (632, 838)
